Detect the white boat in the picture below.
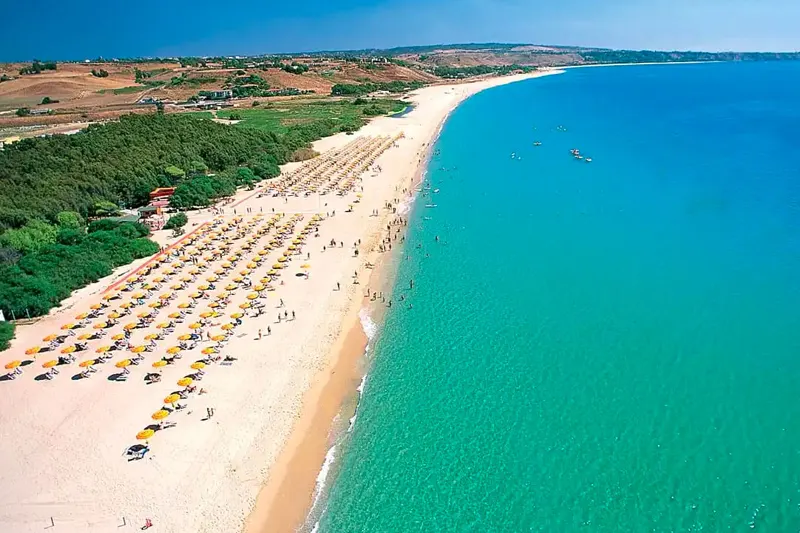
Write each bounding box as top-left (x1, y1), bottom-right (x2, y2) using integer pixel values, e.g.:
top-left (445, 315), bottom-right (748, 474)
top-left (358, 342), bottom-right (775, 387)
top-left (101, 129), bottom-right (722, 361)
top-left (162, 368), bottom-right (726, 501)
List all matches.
top-left (533, 141), bottom-right (542, 146)
top-left (433, 189), bottom-right (440, 193)
top-left (425, 204), bottom-right (438, 208)
top-left (585, 158), bottom-right (593, 163)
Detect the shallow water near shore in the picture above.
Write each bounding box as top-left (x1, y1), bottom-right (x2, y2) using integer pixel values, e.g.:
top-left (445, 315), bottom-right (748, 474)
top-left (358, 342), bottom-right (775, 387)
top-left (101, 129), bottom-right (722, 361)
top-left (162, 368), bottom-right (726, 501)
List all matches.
top-left (316, 62), bottom-right (800, 531)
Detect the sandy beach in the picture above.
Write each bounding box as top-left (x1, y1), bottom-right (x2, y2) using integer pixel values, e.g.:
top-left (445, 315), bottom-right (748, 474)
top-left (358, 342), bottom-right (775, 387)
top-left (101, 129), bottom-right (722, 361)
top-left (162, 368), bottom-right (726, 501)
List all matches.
top-left (0, 69), bottom-right (560, 533)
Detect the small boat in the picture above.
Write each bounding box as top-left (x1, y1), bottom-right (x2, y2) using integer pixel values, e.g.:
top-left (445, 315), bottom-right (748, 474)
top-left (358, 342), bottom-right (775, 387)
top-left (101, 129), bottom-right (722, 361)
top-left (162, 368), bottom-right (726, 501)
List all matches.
top-left (533, 141), bottom-right (542, 146)
top-left (433, 189), bottom-right (440, 193)
top-left (574, 155), bottom-right (584, 160)
top-left (570, 148), bottom-right (580, 156)
top-left (510, 152), bottom-right (516, 158)
top-left (425, 204), bottom-right (438, 208)
top-left (585, 158), bottom-right (592, 163)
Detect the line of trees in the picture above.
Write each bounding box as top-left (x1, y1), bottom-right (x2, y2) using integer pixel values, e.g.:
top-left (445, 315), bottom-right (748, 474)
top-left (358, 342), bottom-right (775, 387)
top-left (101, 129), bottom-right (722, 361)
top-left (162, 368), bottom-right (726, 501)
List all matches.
top-left (0, 113), bottom-right (300, 231)
top-left (19, 61), bottom-right (57, 75)
top-left (331, 80), bottom-right (425, 96)
top-left (430, 64), bottom-right (536, 78)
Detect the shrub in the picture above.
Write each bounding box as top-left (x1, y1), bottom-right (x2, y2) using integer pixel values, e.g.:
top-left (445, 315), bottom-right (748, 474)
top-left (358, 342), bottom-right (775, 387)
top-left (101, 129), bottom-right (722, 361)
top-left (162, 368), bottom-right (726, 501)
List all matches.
top-left (0, 321), bottom-right (14, 351)
top-left (163, 213), bottom-right (188, 230)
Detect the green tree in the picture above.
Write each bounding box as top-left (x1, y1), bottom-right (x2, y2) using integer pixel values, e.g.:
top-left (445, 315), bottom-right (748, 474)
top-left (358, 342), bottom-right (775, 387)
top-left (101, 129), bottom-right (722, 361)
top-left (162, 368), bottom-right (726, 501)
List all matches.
top-left (56, 211), bottom-right (84, 230)
top-left (0, 219), bottom-right (58, 254)
top-left (188, 161), bottom-right (208, 175)
top-left (163, 212), bottom-right (188, 230)
top-left (0, 321), bottom-right (14, 352)
top-left (15, 108), bottom-right (30, 117)
top-left (92, 201), bottom-right (120, 217)
top-left (164, 165), bottom-right (186, 181)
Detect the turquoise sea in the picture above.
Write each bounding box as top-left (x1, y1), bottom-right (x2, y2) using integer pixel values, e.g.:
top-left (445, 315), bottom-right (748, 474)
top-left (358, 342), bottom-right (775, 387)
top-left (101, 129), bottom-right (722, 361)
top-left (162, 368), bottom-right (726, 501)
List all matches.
top-left (315, 62), bottom-right (800, 532)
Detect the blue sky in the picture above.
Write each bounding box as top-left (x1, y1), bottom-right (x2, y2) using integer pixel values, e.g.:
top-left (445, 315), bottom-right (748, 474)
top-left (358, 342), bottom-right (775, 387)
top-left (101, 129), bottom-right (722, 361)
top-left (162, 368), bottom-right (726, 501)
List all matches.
top-left (1, 0), bottom-right (798, 60)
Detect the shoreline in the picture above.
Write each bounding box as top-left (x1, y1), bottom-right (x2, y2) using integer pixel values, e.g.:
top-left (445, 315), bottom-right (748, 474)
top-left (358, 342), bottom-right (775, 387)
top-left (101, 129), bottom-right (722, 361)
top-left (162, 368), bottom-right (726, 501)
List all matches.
top-left (562, 60), bottom-right (721, 69)
top-left (0, 70), bottom-right (560, 533)
top-left (243, 70), bottom-right (563, 533)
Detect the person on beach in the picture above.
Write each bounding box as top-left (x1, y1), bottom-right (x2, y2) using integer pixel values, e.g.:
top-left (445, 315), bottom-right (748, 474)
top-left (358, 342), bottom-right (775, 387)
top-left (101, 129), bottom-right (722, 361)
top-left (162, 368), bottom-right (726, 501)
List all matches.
top-left (267, 326), bottom-right (271, 335)
top-left (292, 311), bottom-right (295, 320)
top-left (258, 329), bottom-right (262, 340)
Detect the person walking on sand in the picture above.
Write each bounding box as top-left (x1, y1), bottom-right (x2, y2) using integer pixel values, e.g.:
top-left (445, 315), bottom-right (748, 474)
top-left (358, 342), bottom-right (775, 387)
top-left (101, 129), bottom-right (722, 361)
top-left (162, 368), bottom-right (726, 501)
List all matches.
top-left (258, 329), bottom-right (262, 340)
top-left (279, 298), bottom-right (284, 308)
top-left (410, 279), bottom-right (414, 289)
top-left (267, 326), bottom-right (271, 335)
top-left (292, 310), bottom-right (295, 320)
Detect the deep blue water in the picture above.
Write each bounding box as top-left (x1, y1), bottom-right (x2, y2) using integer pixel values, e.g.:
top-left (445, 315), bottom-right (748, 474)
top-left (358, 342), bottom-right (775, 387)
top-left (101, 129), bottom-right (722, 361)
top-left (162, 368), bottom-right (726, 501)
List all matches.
top-left (317, 62), bottom-right (800, 532)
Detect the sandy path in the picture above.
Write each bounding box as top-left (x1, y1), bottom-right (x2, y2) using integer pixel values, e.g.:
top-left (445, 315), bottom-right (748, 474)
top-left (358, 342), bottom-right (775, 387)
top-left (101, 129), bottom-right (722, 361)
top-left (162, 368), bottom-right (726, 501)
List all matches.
top-left (0, 70), bottom-right (561, 533)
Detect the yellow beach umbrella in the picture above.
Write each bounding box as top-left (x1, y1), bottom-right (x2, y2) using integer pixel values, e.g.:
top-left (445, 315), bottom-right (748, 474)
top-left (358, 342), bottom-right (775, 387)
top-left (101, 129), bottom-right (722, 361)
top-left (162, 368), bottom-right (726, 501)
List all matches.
top-left (178, 303), bottom-right (190, 309)
top-left (221, 323), bottom-right (234, 331)
top-left (230, 312), bottom-right (243, 319)
top-left (246, 293), bottom-right (258, 300)
top-left (131, 345), bottom-right (147, 353)
top-left (156, 322), bottom-right (170, 329)
top-left (152, 410), bottom-right (169, 421)
top-left (201, 347), bottom-right (216, 355)
top-left (103, 293), bottom-right (118, 301)
top-left (167, 347), bottom-right (182, 355)
top-left (164, 394), bottom-right (181, 403)
top-left (147, 302), bottom-right (162, 309)
top-left (42, 360), bottom-right (59, 369)
top-left (120, 302), bottom-right (132, 309)
top-left (247, 262), bottom-right (257, 269)
top-left (115, 359), bottom-right (131, 368)
top-left (178, 334), bottom-right (192, 341)
top-left (93, 322), bottom-right (108, 330)
top-left (61, 346), bottom-right (76, 354)
top-left (75, 312), bottom-right (88, 320)
top-left (144, 333), bottom-right (159, 341)
top-left (168, 312), bottom-right (181, 319)
top-left (132, 292), bottom-right (146, 299)
top-left (4, 360), bottom-right (21, 370)
top-left (96, 346), bottom-right (111, 353)
top-left (153, 276), bottom-right (164, 283)
top-left (208, 302), bottom-right (220, 309)
top-left (206, 276), bottom-right (218, 282)
top-left (137, 311), bottom-right (152, 318)
top-left (61, 323), bottom-right (76, 330)
top-left (211, 335), bottom-right (226, 342)
top-left (189, 323), bottom-right (202, 330)
top-left (42, 334), bottom-right (58, 342)
top-left (123, 323), bottom-right (137, 330)
top-left (159, 293), bottom-right (172, 300)
top-left (137, 429), bottom-right (155, 440)
top-left (153, 360), bottom-right (168, 368)
top-left (191, 362), bottom-right (206, 370)
top-left (198, 285), bottom-right (209, 291)
top-left (112, 333), bottom-right (125, 341)
top-left (240, 269), bottom-right (251, 275)
top-left (177, 377), bottom-right (193, 387)
top-left (189, 292), bottom-right (201, 299)
top-left (25, 346), bottom-right (41, 355)
top-left (79, 359), bottom-right (95, 368)
top-left (225, 284), bottom-right (237, 291)
top-left (239, 302), bottom-right (251, 309)
top-left (199, 312), bottom-right (214, 319)
top-left (108, 312), bottom-right (121, 319)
